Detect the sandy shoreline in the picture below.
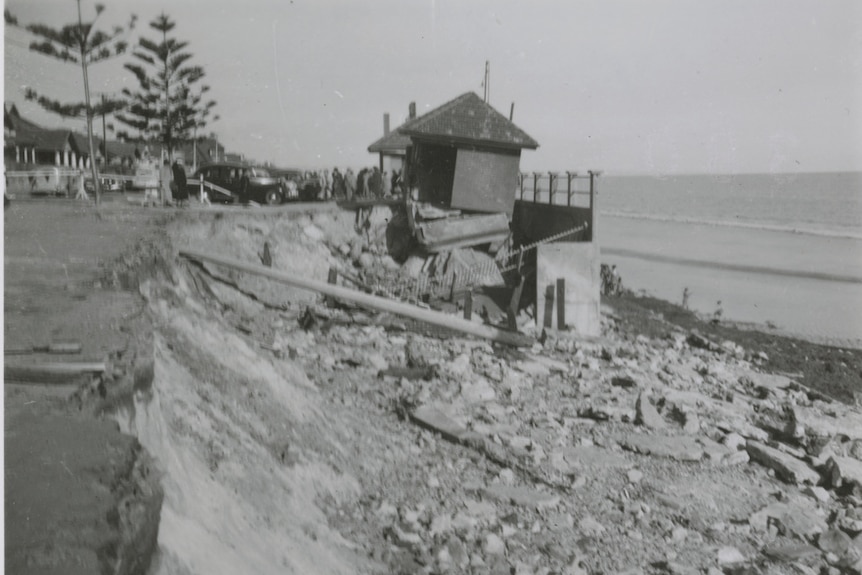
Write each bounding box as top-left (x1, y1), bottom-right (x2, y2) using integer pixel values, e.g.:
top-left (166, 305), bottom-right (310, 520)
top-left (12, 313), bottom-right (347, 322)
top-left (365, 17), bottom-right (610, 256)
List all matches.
top-left (600, 213), bottom-right (862, 349)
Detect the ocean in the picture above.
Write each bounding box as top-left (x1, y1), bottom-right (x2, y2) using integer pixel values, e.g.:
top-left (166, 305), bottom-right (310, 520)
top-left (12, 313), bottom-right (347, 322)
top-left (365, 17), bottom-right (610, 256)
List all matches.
top-left (596, 172), bottom-right (862, 348)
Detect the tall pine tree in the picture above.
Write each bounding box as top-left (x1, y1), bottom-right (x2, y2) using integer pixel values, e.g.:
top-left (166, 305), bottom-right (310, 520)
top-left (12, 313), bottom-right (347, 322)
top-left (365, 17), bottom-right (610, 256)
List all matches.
top-left (22, 0), bottom-right (135, 204)
top-left (115, 14), bottom-right (216, 161)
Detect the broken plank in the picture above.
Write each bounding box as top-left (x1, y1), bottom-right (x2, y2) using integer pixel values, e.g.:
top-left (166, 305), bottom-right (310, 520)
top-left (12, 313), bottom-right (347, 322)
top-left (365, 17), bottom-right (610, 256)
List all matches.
top-left (5, 361), bottom-right (107, 384)
top-left (179, 248), bottom-right (533, 347)
top-left (5, 342), bottom-right (83, 355)
top-left (378, 366), bottom-right (435, 381)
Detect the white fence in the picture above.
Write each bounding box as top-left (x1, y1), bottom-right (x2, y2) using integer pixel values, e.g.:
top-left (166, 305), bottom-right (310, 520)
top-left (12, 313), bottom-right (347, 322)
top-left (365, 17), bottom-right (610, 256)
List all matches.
top-left (4, 168), bottom-right (162, 198)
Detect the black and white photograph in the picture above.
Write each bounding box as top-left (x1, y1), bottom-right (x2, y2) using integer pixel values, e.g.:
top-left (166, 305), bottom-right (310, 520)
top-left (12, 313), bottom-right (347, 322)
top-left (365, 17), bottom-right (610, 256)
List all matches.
top-left (3, 0), bottom-right (862, 573)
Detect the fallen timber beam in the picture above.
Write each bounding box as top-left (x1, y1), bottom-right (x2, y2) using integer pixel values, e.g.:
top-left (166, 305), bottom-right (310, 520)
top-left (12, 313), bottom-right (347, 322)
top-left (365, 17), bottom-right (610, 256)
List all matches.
top-left (179, 248), bottom-right (533, 348)
top-left (5, 361), bottom-right (107, 384)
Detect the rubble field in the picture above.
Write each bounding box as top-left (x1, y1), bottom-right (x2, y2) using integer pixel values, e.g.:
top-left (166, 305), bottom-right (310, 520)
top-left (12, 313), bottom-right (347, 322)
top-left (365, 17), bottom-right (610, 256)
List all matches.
top-left (8, 201), bottom-right (862, 575)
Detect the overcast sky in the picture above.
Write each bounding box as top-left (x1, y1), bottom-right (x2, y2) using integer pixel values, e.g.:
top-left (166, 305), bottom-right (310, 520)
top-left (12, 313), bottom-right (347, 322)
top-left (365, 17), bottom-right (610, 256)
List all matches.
top-left (4, 0), bottom-right (861, 174)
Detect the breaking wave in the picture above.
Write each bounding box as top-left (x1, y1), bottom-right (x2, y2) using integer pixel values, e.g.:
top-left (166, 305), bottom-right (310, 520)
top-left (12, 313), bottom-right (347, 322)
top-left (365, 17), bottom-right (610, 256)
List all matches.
top-left (602, 210), bottom-right (862, 241)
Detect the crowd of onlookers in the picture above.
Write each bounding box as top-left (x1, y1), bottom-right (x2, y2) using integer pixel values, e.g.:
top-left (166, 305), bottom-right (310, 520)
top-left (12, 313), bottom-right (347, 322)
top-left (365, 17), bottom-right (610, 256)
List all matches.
top-left (312, 166), bottom-right (404, 201)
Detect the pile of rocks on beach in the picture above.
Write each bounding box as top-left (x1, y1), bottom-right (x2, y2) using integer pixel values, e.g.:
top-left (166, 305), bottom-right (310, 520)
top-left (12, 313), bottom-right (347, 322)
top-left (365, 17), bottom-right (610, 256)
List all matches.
top-left (249, 296), bottom-right (862, 575)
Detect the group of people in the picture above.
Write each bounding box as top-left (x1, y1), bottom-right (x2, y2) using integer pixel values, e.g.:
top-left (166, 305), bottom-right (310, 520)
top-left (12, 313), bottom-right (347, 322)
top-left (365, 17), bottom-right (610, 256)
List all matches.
top-left (316, 166), bottom-right (403, 201)
top-left (152, 159), bottom-right (190, 207)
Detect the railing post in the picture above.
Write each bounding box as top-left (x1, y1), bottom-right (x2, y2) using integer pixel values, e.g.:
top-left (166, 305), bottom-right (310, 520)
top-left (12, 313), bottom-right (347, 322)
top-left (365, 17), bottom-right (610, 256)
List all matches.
top-left (532, 172), bottom-right (540, 203)
top-left (566, 171), bottom-right (576, 206)
top-left (548, 172), bottom-right (557, 205)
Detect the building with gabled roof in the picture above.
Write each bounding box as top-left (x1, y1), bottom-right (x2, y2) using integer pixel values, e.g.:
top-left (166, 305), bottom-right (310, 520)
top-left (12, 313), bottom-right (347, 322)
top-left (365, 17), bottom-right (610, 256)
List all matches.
top-left (4, 103), bottom-right (99, 168)
top-left (398, 91), bottom-right (539, 215)
top-left (367, 102), bottom-right (417, 175)
top-left (400, 92), bottom-right (538, 151)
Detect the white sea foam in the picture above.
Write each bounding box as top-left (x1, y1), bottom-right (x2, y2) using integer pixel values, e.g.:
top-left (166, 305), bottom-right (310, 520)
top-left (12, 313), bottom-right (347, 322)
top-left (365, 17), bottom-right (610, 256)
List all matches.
top-left (602, 210), bottom-right (862, 240)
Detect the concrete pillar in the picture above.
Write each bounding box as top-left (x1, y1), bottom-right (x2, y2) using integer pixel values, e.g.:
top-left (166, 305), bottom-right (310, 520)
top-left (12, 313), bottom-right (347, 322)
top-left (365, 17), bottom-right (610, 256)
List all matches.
top-left (55, 151), bottom-right (61, 165)
top-left (588, 170), bottom-right (601, 243)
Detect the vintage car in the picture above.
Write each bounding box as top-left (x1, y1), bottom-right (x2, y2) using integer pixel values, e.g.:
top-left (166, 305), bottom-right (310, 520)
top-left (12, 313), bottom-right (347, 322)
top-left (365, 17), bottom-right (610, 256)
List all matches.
top-left (274, 169), bottom-right (323, 202)
top-left (189, 161), bottom-right (285, 205)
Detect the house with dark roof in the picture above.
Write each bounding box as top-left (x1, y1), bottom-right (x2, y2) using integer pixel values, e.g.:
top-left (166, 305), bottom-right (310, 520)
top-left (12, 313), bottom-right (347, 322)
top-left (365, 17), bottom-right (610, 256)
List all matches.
top-left (4, 104), bottom-right (99, 169)
top-left (367, 102), bottom-right (417, 175)
top-left (398, 91), bottom-right (538, 215)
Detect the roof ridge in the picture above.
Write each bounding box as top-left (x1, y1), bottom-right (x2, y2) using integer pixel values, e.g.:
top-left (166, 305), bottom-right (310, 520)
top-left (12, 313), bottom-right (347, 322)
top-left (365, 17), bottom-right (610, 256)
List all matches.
top-left (399, 91), bottom-right (538, 149)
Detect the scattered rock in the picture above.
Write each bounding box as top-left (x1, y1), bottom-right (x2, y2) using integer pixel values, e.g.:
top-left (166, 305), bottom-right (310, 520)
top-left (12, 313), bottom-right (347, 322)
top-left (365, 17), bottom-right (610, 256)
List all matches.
top-left (723, 432), bottom-right (747, 451)
top-left (687, 330), bottom-right (720, 352)
top-left (717, 546), bottom-right (746, 566)
top-left (460, 377), bottom-right (497, 403)
top-left (621, 434), bottom-right (704, 462)
top-left (611, 372), bottom-right (638, 388)
top-left (483, 532), bottom-right (506, 556)
top-left (824, 456), bottom-right (862, 491)
top-left (627, 469), bottom-right (644, 484)
top-left (636, 392), bottom-right (667, 429)
top-left (804, 486), bottom-right (831, 503)
top-left (410, 405), bottom-right (469, 443)
top-left (746, 440), bottom-right (821, 485)
top-left (819, 528), bottom-right (854, 558)
top-left (724, 450), bottom-right (751, 466)
top-left (552, 446), bottom-right (634, 474)
top-left (578, 515), bottom-right (606, 537)
top-left (749, 501), bottom-right (827, 541)
top-left (762, 541), bottom-right (820, 561)
top-left (482, 485), bottom-right (561, 510)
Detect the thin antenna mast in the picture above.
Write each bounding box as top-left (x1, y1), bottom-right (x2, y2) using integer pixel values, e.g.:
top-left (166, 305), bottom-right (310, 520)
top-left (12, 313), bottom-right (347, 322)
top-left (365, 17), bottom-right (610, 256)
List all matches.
top-left (483, 61), bottom-right (490, 102)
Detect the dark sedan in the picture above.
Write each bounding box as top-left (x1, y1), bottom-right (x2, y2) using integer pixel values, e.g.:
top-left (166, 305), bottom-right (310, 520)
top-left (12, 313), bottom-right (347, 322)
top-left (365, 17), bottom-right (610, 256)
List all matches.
top-left (188, 162), bottom-right (285, 205)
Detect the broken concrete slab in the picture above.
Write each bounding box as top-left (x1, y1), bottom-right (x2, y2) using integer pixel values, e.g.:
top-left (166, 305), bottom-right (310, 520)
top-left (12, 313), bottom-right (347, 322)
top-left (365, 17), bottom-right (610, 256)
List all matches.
top-left (620, 434), bottom-right (704, 462)
top-left (749, 501), bottom-right (827, 541)
top-left (716, 546), bottom-right (746, 566)
top-left (482, 485), bottom-right (561, 510)
top-left (635, 392), bottom-right (667, 430)
top-left (762, 542), bottom-right (820, 562)
top-left (746, 440), bottom-right (821, 485)
top-left (459, 377), bottom-right (497, 403)
top-left (410, 405), bottom-right (471, 444)
top-left (819, 527), bottom-right (855, 558)
top-left (824, 456), bottom-right (862, 491)
top-left (551, 445), bottom-right (634, 474)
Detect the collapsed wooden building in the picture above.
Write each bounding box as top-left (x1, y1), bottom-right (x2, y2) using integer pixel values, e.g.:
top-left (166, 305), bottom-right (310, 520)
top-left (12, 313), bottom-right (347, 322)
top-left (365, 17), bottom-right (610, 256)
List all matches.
top-left (368, 91), bottom-right (602, 336)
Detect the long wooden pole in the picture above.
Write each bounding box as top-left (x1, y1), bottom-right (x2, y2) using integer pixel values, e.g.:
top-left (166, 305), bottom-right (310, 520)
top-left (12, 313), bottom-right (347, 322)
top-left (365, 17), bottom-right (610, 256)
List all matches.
top-left (179, 249), bottom-right (533, 347)
top-left (5, 362), bottom-right (106, 384)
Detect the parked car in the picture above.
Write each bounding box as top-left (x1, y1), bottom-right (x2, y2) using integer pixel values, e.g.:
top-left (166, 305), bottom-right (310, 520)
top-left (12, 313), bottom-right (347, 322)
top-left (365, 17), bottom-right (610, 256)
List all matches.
top-left (189, 162), bottom-right (285, 205)
top-left (274, 169), bottom-right (322, 202)
top-left (84, 176), bottom-right (125, 193)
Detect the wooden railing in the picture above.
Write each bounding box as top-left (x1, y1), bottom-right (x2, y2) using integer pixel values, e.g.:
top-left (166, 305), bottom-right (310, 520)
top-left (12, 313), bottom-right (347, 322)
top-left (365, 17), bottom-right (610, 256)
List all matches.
top-left (517, 170), bottom-right (601, 209)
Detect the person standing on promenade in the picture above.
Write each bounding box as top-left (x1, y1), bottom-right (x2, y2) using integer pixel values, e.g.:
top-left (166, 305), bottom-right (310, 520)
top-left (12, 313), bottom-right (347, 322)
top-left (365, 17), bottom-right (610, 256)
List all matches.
top-left (391, 170), bottom-right (402, 196)
top-left (356, 167), bottom-right (367, 198)
top-left (382, 170), bottom-right (392, 197)
top-left (345, 168), bottom-right (356, 200)
top-left (159, 159), bottom-right (173, 206)
top-left (323, 169), bottom-right (332, 201)
top-left (332, 167), bottom-right (344, 200)
top-left (172, 161), bottom-right (188, 207)
top-left (368, 166), bottom-right (382, 198)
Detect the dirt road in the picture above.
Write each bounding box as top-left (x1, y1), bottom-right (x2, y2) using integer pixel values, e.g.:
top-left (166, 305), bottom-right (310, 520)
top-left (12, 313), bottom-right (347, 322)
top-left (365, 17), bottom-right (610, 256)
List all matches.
top-left (4, 200), bottom-right (166, 574)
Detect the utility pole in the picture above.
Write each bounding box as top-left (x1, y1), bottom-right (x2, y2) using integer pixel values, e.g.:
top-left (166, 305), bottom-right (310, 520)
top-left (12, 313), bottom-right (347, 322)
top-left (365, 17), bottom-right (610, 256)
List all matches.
top-left (101, 93), bottom-right (107, 166)
top-left (77, 0), bottom-right (101, 205)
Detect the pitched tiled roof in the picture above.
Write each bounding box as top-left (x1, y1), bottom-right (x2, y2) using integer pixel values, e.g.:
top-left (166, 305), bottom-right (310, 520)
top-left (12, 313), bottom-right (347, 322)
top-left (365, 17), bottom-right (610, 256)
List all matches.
top-left (367, 127), bottom-right (412, 154)
top-left (400, 92), bottom-right (539, 150)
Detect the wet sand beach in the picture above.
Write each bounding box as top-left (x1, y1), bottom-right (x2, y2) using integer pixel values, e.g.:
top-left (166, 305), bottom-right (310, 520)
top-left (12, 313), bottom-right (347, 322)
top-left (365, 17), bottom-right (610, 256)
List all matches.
top-left (600, 213), bottom-right (862, 348)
